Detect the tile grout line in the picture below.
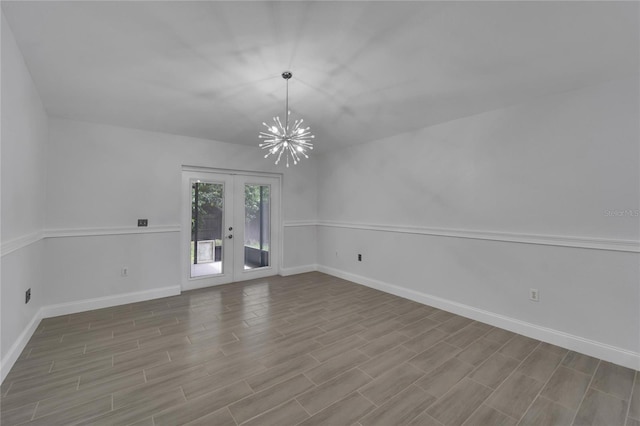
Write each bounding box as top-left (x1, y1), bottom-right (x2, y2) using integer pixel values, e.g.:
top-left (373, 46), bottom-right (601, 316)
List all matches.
top-left (473, 402), bottom-right (518, 424)
top-left (588, 364), bottom-right (639, 397)
top-left (445, 330), bottom-right (485, 351)
top-left (459, 377), bottom-right (514, 424)
top-left (458, 332), bottom-right (518, 384)
top-left (476, 340), bottom-right (541, 419)
top-left (429, 414), bottom-right (446, 426)
top-left (570, 359), bottom-right (602, 425)
top-left (30, 400), bottom-right (40, 421)
top-left (247, 397), bottom-right (307, 425)
top-left (225, 400), bottom-right (242, 426)
top-left (624, 370), bottom-right (637, 426)
top-left (404, 369), bottom-right (480, 424)
top-left (515, 348), bottom-right (572, 424)
top-left (3, 379), bottom-right (15, 397)
top-left (241, 379), bottom-right (256, 395)
top-left (224, 406), bottom-right (239, 426)
top-left (357, 367), bottom-right (376, 381)
top-left (356, 390), bottom-right (379, 408)
top-left (179, 386), bottom-right (188, 402)
top-left (561, 361), bottom-right (598, 378)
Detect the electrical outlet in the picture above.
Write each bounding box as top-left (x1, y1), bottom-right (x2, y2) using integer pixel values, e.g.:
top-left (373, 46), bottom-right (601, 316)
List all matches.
top-left (358, 254), bottom-right (362, 261)
top-left (121, 267), bottom-right (128, 277)
top-left (137, 219), bottom-right (148, 227)
top-left (529, 288), bottom-right (539, 302)
top-left (25, 288), bottom-right (31, 304)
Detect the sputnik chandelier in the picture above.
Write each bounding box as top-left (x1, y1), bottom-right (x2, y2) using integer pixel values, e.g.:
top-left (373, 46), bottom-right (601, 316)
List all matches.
top-left (259, 71), bottom-right (314, 167)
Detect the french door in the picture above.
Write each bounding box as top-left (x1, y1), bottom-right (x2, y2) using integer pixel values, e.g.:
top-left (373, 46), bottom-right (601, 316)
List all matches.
top-left (182, 169), bottom-right (281, 290)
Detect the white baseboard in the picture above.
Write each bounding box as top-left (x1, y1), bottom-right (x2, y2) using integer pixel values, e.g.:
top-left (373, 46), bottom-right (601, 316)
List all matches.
top-left (280, 264), bottom-right (318, 276)
top-left (3, 267), bottom-right (637, 386)
top-left (317, 265), bottom-right (640, 371)
top-left (41, 286), bottom-right (181, 318)
top-left (1, 309), bottom-right (43, 383)
top-left (1, 285), bottom-right (181, 384)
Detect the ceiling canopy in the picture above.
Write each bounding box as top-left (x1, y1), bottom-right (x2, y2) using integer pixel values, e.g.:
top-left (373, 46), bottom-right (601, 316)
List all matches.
top-left (2, 1), bottom-right (638, 151)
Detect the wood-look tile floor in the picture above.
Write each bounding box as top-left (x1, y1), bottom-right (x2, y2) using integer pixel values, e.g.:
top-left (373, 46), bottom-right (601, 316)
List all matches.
top-left (1, 272), bottom-right (638, 426)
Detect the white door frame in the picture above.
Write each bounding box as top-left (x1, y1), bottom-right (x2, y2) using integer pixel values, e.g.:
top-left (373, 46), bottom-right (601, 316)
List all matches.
top-left (181, 167), bottom-right (282, 291)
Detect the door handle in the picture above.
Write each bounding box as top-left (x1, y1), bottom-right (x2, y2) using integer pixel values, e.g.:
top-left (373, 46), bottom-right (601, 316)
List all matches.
top-left (227, 234), bottom-right (233, 239)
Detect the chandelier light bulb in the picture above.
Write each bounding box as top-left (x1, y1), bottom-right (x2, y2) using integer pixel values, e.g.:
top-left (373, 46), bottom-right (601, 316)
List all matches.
top-left (258, 71), bottom-right (314, 167)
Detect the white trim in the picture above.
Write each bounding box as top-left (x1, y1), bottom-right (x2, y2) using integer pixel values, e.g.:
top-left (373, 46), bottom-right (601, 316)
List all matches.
top-left (44, 225), bottom-right (180, 239)
top-left (182, 165), bottom-right (282, 179)
top-left (280, 264), bottom-right (318, 276)
top-left (1, 231), bottom-right (43, 257)
top-left (283, 220), bottom-right (317, 227)
top-left (0, 310), bottom-right (43, 383)
top-left (317, 265), bottom-right (640, 371)
top-left (9, 220), bottom-right (633, 255)
top-left (1, 227), bottom-right (181, 257)
top-left (316, 220), bottom-right (639, 253)
top-left (40, 286), bottom-right (181, 318)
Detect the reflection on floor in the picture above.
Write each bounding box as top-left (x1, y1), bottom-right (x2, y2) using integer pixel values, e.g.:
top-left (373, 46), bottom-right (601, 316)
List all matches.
top-left (191, 261), bottom-right (258, 277)
top-left (190, 261), bottom-right (222, 277)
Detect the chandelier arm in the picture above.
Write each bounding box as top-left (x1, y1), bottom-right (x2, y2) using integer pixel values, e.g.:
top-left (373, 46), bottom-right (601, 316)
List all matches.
top-left (276, 145), bottom-right (284, 164)
top-left (289, 144), bottom-right (299, 164)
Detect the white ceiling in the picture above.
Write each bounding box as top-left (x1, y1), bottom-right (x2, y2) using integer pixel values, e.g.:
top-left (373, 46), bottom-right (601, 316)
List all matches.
top-left (2, 1), bottom-right (638, 151)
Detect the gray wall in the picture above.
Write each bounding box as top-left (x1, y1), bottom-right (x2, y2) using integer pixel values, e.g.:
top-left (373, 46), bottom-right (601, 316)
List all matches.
top-left (315, 77), bottom-right (640, 363)
top-left (1, 13), bottom-right (49, 373)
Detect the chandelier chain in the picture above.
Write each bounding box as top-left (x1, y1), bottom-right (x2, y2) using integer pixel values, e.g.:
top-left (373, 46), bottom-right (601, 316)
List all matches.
top-left (285, 78), bottom-right (289, 131)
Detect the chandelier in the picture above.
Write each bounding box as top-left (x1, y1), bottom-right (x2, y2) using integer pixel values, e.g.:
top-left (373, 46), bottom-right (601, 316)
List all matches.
top-left (259, 71), bottom-right (314, 167)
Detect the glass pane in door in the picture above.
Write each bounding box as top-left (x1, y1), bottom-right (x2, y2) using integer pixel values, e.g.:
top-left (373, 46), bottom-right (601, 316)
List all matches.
top-left (244, 185), bottom-right (270, 270)
top-left (191, 182), bottom-right (224, 278)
